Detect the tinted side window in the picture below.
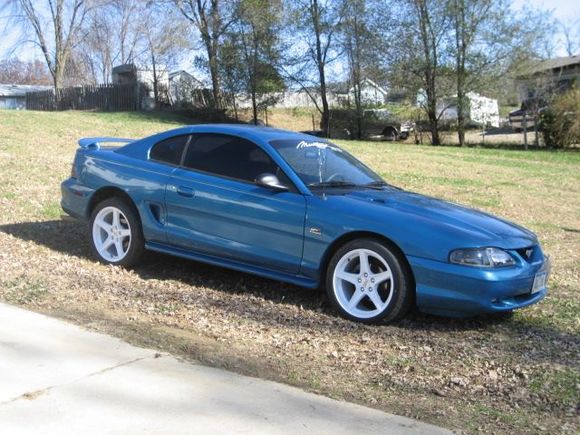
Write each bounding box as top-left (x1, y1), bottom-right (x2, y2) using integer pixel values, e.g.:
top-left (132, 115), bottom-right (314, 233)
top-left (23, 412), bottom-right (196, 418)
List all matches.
top-left (183, 134), bottom-right (278, 183)
top-left (150, 135), bottom-right (189, 165)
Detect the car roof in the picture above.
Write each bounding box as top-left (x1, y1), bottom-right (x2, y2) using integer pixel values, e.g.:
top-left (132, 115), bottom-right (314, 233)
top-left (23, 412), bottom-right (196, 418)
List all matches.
top-left (185, 124), bottom-right (321, 143)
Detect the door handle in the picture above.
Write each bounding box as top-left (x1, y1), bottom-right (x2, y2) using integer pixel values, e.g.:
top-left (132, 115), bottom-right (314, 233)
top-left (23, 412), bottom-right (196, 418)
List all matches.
top-left (176, 186), bottom-right (195, 198)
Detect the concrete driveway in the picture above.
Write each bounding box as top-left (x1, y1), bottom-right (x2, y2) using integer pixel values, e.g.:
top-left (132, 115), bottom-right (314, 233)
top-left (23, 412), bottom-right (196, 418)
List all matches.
top-left (0, 303), bottom-right (450, 434)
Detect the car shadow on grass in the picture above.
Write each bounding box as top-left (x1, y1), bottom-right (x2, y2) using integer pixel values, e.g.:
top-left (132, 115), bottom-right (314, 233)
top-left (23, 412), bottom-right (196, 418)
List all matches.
top-left (1, 219), bottom-right (577, 368)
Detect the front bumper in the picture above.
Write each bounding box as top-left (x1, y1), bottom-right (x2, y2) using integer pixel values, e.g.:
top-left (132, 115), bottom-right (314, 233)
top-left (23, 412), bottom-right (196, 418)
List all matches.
top-left (408, 248), bottom-right (549, 317)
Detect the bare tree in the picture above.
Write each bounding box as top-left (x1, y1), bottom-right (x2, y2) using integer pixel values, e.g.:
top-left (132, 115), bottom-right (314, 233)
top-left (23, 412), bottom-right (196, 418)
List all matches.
top-left (340, 0), bottom-right (387, 139)
top-left (7, 0), bottom-right (93, 89)
top-left (174, 0), bottom-right (235, 108)
top-left (448, 0), bottom-right (559, 146)
top-left (342, 0), bottom-right (365, 139)
top-left (411, 0), bottom-right (450, 145)
top-left (387, 0), bottom-right (451, 145)
top-left (80, 0), bottom-right (144, 84)
top-left (560, 19), bottom-right (579, 57)
top-left (136, 4), bottom-right (190, 104)
top-left (0, 58), bottom-right (52, 84)
top-left (223, 0), bottom-right (285, 123)
top-left (449, 0), bottom-right (492, 147)
top-left (285, 0), bottom-right (344, 136)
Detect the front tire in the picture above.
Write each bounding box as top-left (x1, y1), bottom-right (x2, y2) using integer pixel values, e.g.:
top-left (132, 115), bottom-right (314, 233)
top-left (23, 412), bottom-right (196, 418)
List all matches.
top-left (325, 239), bottom-right (412, 324)
top-left (89, 197), bottom-right (144, 267)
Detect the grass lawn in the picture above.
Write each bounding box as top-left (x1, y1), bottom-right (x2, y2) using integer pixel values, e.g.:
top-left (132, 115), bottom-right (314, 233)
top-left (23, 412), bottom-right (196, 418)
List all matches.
top-left (0, 110), bottom-right (578, 434)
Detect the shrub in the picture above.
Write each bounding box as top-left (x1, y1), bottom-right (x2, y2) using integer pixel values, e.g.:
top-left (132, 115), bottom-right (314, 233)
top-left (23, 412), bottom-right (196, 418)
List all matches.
top-left (540, 88), bottom-right (580, 148)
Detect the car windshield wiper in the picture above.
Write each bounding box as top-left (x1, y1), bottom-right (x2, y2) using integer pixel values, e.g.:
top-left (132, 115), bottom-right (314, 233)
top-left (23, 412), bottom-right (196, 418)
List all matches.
top-left (308, 181), bottom-right (358, 189)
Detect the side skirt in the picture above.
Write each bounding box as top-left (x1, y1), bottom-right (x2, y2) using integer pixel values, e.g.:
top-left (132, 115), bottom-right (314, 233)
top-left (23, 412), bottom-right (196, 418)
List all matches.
top-left (145, 241), bottom-right (319, 289)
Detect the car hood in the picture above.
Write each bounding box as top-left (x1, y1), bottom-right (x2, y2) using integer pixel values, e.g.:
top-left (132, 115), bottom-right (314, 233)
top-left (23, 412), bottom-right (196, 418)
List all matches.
top-left (327, 188), bottom-right (537, 249)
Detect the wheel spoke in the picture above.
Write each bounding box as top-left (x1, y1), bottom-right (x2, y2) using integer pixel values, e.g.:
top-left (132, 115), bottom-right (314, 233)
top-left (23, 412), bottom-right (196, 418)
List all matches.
top-left (112, 209), bottom-right (120, 227)
top-left (359, 251), bottom-right (370, 275)
top-left (368, 290), bottom-right (384, 310)
top-left (373, 271), bottom-right (392, 284)
top-left (336, 270), bottom-right (359, 286)
top-left (96, 218), bottom-right (112, 234)
top-left (102, 236), bottom-right (114, 250)
top-left (347, 289), bottom-right (366, 309)
top-left (114, 240), bottom-right (124, 258)
top-left (119, 229), bottom-right (131, 238)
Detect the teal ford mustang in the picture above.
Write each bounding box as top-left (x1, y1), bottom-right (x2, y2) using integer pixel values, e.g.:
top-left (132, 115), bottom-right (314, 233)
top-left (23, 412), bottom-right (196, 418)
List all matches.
top-left (61, 125), bottom-right (549, 323)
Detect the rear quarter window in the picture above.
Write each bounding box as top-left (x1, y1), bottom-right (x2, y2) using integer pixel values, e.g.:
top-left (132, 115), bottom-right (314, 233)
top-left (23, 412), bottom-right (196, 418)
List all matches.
top-left (149, 135), bottom-right (190, 165)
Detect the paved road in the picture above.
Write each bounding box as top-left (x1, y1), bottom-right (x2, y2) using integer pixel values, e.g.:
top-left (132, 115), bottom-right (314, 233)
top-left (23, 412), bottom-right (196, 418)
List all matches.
top-left (0, 303), bottom-right (450, 434)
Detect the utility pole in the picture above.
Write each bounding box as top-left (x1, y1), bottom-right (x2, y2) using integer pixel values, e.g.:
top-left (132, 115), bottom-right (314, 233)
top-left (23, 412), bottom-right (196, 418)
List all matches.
top-left (523, 113), bottom-right (528, 151)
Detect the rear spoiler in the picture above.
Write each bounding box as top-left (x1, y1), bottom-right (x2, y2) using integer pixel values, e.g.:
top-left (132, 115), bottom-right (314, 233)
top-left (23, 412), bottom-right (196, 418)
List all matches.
top-left (78, 137), bottom-right (134, 150)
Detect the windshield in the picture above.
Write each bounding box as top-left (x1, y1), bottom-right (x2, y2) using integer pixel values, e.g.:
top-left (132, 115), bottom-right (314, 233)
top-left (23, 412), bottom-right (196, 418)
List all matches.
top-left (270, 139), bottom-right (384, 188)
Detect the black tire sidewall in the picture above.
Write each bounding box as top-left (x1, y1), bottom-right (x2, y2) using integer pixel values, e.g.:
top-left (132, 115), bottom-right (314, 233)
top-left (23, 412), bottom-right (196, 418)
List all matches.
top-left (88, 197), bottom-right (144, 267)
top-left (325, 239), bottom-right (411, 324)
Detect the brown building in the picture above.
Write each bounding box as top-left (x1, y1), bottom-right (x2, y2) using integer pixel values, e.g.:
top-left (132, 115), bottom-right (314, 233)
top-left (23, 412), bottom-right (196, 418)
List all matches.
top-left (516, 55), bottom-right (580, 101)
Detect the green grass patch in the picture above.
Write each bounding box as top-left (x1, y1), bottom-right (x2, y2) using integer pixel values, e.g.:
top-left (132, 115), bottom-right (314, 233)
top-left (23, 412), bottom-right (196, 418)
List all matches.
top-left (41, 201), bottom-right (63, 219)
top-left (3, 276), bottom-right (49, 305)
top-left (529, 368), bottom-right (580, 407)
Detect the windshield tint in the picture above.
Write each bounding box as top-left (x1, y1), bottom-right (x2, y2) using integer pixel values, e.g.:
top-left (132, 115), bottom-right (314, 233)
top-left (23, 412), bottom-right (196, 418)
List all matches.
top-left (270, 139), bottom-right (383, 187)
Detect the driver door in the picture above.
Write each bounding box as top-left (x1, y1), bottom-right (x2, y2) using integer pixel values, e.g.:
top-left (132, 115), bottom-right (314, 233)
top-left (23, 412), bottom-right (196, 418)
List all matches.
top-left (164, 133), bottom-right (306, 274)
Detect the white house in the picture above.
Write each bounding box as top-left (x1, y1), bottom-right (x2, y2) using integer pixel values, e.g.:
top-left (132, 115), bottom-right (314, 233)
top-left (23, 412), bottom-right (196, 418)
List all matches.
top-left (168, 70), bottom-right (205, 106)
top-left (235, 88), bottom-right (340, 109)
top-left (341, 78), bottom-right (388, 106)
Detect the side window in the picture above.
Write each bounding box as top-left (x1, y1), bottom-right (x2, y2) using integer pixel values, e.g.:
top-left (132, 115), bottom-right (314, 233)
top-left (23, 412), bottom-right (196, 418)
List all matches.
top-left (183, 134), bottom-right (281, 183)
top-left (150, 135), bottom-right (190, 165)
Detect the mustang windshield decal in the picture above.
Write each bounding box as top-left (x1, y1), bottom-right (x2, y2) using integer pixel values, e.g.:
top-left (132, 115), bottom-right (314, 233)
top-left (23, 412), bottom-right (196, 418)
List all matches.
top-left (296, 140), bottom-right (343, 153)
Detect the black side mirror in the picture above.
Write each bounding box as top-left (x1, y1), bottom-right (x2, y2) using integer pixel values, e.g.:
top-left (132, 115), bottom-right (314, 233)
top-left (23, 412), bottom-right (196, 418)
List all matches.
top-left (255, 173), bottom-right (288, 192)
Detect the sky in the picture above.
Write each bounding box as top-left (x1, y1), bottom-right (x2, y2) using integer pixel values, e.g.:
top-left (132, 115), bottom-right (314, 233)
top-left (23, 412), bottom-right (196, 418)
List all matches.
top-left (0, 0), bottom-right (578, 70)
top-left (512, 0), bottom-right (579, 22)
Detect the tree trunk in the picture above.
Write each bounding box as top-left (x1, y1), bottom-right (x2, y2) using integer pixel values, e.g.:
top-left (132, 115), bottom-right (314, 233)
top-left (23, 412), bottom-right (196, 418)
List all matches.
top-left (312, 0), bottom-right (330, 136)
top-left (207, 41), bottom-right (221, 108)
top-left (251, 89), bottom-right (258, 125)
top-left (456, 89), bottom-right (466, 147)
top-left (427, 107), bottom-right (440, 145)
top-left (318, 64), bottom-right (330, 135)
top-left (425, 84), bottom-right (440, 145)
top-left (454, 0), bottom-right (466, 147)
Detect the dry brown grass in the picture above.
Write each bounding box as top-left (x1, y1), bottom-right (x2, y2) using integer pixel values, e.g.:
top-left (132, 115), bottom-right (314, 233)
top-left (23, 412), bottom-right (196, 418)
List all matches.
top-left (0, 110), bottom-right (578, 434)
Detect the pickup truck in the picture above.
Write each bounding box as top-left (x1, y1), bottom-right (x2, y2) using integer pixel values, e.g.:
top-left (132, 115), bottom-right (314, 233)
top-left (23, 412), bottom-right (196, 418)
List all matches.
top-left (509, 98), bottom-right (547, 132)
top-left (327, 108), bottom-right (414, 141)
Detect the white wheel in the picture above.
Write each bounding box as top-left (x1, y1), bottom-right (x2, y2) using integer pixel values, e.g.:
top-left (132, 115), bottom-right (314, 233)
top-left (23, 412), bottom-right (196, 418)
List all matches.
top-left (326, 239), bottom-right (411, 323)
top-left (92, 206), bottom-right (132, 262)
top-left (332, 248), bottom-right (395, 319)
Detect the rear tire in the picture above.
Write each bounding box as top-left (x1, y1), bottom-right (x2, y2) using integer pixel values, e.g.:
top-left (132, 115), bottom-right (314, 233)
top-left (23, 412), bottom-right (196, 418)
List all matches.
top-left (89, 197), bottom-right (144, 267)
top-left (325, 239), bottom-right (412, 324)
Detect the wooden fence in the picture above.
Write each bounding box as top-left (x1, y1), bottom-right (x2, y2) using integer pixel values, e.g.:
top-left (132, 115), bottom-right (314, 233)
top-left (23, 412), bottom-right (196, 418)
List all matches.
top-left (26, 84), bottom-right (139, 111)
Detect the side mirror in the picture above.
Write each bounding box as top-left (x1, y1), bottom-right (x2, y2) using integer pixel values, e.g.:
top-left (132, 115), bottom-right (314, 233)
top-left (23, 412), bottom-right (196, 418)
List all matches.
top-left (255, 173), bottom-right (288, 192)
